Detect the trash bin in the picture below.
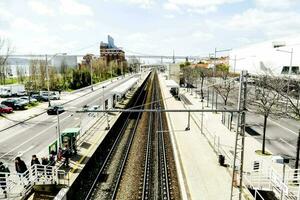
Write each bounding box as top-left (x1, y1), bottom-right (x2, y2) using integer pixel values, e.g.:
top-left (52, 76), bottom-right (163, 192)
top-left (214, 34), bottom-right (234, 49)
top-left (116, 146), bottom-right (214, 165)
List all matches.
top-left (219, 155), bottom-right (225, 166)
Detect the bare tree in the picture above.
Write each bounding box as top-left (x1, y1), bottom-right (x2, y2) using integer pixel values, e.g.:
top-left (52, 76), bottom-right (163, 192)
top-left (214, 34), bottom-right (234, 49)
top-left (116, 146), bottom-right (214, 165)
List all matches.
top-left (249, 75), bottom-right (285, 154)
top-left (29, 59), bottom-right (39, 91)
top-left (39, 60), bottom-right (47, 89)
top-left (0, 38), bottom-right (13, 84)
top-left (16, 64), bottom-right (25, 83)
top-left (195, 67), bottom-right (209, 100)
top-left (212, 65), bottom-right (237, 106)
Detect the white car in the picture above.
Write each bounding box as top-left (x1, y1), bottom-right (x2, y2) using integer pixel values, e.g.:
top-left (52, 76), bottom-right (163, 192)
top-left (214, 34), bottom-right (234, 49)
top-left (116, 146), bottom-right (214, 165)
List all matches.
top-left (87, 105), bottom-right (101, 111)
top-left (19, 96), bottom-right (38, 104)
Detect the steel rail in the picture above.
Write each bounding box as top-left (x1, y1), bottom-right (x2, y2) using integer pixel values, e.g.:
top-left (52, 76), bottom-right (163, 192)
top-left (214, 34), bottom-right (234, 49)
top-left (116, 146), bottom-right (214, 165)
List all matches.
top-left (76, 109), bottom-right (241, 113)
top-left (156, 76), bottom-right (171, 200)
top-left (109, 78), bottom-right (149, 199)
top-left (142, 74), bottom-right (156, 200)
top-left (84, 74), bottom-right (150, 200)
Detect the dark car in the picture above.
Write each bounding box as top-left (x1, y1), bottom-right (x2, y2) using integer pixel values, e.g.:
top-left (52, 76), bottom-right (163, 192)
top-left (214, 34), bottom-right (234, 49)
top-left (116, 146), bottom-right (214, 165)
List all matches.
top-left (32, 94), bottom-right (47, 102)
top-left (1, 99), bottom-right (27, 110)
top-left (0, 104), bottom-right (13, 113)
top-left (47, 105), bottom-right (65, 115)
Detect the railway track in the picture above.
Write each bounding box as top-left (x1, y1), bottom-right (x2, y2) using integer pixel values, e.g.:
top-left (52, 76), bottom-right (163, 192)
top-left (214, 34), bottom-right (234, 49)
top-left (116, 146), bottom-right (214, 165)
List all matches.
top-left (83, 71), bottom-right (180, 200)
top-left (86, 72), bottom-right (150, 200)
top-left (141, 73), bottom-right (171, 200)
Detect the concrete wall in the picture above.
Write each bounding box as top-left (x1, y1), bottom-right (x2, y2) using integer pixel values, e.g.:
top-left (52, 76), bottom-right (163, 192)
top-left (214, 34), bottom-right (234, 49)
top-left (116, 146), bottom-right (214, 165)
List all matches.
top-left (52, 56), bottom-right (78, 72)
top-left (168, 64), bottom-right (180, 84)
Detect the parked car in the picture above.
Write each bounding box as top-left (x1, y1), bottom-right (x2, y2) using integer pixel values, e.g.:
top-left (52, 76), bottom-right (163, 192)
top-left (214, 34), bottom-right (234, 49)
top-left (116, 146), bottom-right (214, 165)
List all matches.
top-left (40, 91), bottom-right (60, 100)
top-left (1, 99), bottom-right (27, 110)
top-left (16, 90), bottom-right (27, 96)
top-left (19, 96), bottom-right (38, 104)
top-left (87, 105), bottom-right (101, 111)
top-left (47, 105), bottom-right (65, 115)
top-left (0, 104), bottom-right (13, 113)
top-left (31, 94), bottom-right (46, 102)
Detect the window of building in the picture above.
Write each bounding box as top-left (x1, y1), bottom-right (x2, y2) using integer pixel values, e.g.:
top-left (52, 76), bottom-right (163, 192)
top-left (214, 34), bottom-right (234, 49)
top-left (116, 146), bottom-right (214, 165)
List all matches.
top-left (291, 66), bottom-right (299, 75)
top-left (281, 66), bottom-right (289, 74)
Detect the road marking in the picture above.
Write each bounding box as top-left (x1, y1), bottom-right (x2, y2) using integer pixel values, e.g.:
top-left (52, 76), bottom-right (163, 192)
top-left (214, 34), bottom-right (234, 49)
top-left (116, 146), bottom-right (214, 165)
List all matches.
top-left (269, 118), bottom-right (298, 136)
top-left (0, 114), bottom-right (73, 159)
top-left (15, 145), bottom-right (35, 159)
top-left (279, 138), bottom-right (295, 149)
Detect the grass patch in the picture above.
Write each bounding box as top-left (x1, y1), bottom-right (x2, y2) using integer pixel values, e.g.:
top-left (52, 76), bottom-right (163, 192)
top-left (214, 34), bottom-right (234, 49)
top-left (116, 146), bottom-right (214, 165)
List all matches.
top-left (255, 149), bottom-right (272, 156)
top-left (27, 102), bottom-right (39, 108)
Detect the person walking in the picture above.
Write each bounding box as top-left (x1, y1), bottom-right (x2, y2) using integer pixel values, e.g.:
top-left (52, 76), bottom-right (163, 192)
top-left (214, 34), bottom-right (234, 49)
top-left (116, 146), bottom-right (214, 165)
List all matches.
top-left (49, 151), bottom-right (56, 167)
top-left (15, 157), bottom-right (28, 184)
top-left (30, 155), bottom-right (40, 166)
top-left (63, 145), bottom-right (71, 167)
top-left (0, 162), bottom-right (9, 196)
top-left (57, 147), bottom-right (63, 161)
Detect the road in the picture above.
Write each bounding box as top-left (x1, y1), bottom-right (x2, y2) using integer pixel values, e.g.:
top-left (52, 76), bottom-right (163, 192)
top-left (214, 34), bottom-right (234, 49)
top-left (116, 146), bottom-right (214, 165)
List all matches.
top-left (0, 74), bottom-right (139, 169)
top-left (195, 85), bottom-right (300, 166)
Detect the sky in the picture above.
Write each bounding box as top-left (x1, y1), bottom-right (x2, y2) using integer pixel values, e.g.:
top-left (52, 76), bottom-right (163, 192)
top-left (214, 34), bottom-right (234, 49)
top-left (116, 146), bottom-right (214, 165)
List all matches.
top-left (0, 0), bottom-right (300, 57)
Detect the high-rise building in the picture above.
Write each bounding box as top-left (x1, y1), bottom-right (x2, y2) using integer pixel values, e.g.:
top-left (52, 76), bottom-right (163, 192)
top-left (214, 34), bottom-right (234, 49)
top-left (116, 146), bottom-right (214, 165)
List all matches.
top-left (100, 35), bottom-right (126, 66)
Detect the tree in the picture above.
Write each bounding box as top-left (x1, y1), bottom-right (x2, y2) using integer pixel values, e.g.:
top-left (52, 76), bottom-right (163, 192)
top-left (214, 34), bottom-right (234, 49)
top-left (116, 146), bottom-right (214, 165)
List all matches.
top-left (29, 59), bottom-right (39, 91)
top-left (249, 75), bottom-right (285, 154)
top-left (195, 67), bottom-right (209, 100)
top-left (39, 60), bottom-right (47, 90)
top-left (212, 66), bottom-right (237, 106)
top-left (0, 38), bottom-right (13, 85)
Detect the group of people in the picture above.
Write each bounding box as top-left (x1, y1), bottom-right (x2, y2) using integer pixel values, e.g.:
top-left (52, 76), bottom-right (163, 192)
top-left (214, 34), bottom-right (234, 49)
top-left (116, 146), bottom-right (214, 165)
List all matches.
top-left (0, 146), bottom-right (72, 196)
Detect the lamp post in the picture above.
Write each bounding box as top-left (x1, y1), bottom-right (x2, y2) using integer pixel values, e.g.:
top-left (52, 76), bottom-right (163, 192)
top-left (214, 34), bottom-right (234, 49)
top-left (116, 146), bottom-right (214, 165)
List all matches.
top-left (45, 53), bottom-right (67, 107)
top-left (102, 86), bottom-right (110, 130)
top-left (275, 48), bottom-right (293, 112)
top-left (90, 58), bottom-right (93, 91)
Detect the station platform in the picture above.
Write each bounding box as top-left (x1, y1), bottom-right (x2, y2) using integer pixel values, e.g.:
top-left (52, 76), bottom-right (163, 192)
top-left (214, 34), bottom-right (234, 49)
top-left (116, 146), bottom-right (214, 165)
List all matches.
top-left (158, 74), bottom-right (236, 200)
top-left (158, 73), bottom-right (300, 200)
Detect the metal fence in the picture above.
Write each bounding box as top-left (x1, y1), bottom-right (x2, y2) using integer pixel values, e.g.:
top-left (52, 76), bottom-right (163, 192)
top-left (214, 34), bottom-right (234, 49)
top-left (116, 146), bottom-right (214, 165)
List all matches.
top-left (0, 164), bottom-right (68, 199)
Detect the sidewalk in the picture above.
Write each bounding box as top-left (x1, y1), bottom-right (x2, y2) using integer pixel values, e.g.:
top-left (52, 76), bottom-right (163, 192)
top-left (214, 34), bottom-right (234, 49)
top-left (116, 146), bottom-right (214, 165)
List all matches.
top-left (0, 74), bottom-right (134, 131)
top-left (0, 73), bottom-right (148, 199)
top-left (159, 74), bottom-right (237, 200)
top-left (159, 72), bottom-right (300, 199)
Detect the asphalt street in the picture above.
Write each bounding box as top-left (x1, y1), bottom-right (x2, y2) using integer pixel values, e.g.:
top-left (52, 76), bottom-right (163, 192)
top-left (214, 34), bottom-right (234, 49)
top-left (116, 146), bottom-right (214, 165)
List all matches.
top-left (204, 87), bottom-right (300, 166)
top-left (0, 75), bottom-right (139, 169)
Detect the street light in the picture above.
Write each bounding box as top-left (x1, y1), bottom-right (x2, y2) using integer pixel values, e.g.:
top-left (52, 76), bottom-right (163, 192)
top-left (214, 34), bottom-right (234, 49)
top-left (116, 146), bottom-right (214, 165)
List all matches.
top-left (102, 86), bottom-right (110, 130)
top-left (275, 47), bottom-right (294, 112)
top-left (46, 53), bottom-right (67, 107)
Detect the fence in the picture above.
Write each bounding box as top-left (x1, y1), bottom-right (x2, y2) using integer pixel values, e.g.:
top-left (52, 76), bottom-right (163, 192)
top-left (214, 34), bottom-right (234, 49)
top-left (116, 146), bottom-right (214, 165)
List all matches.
top-left (0, 164), bottom-right (68, 199)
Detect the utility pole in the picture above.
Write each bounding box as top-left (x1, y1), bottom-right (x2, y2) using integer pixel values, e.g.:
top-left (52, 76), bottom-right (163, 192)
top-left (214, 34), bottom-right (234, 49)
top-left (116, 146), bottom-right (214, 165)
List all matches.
top-left (295, 130), bottom-right (300, 170)
top-left (230, 70), bottom-right (248, 200)
top-left (90, 59), bottom-right (93, 91)
top-left (46, 54), bottom-right (51, 107)
top-left (57, 109), bottom-right (61, 149)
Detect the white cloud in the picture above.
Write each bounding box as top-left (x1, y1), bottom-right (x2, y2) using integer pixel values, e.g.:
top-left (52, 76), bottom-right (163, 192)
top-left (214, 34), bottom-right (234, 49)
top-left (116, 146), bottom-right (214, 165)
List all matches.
top-left (255, 0), bottom-right (297, 10)
top-left (0, 5), bottom-right (13, 21)
top-left (163, 0), bottom-right (243, 14)
top-left (11, 18), bottom-right (48, 33)
top-left (164, 14), bottom-right (176, 19)
top-left (163, 2), bottom-right (180, 11)
top-left (28, 0), bottom-right (55, 16)
top-left (192, 31), bottom-right (214, 40)
top-left (61, 20), bottom-right (96, 31)
top-left (60, 0), bottom-right (93, 16)
top-left (121, 0), bottom-right (155, 8)
top-left (226, 9), bottom-right (300, 38)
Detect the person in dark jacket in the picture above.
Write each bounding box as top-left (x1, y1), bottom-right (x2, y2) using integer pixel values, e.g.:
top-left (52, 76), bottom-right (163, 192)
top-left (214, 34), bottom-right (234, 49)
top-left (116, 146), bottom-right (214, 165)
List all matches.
top-left (30, 155), bottom-right (40, 166)
top-left (63, 145), bottom-right (71, 167)
top-left (15, 157), bottom-right (27, 174)
top-left (0, 162), bottom-right (9, 195)
top-left (49, 151), bottom-right (56, 166)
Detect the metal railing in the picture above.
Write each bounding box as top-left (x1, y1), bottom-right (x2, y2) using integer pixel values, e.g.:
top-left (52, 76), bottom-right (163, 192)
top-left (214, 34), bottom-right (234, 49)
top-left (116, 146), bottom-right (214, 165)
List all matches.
top-left (0, 164), bottom-right (68, 199)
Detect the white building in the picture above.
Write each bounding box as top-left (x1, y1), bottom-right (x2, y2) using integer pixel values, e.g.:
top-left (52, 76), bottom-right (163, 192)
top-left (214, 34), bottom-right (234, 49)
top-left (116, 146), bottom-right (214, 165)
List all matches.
top-left (51, 55), bottom-right (78, 72)
top-left (229, 35), bottom-right (300, 77)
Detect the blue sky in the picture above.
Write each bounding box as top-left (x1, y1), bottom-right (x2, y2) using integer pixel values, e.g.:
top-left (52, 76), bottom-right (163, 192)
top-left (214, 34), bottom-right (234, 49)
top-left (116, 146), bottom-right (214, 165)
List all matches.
top-left (0, 0), bottom-right (299, 56)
